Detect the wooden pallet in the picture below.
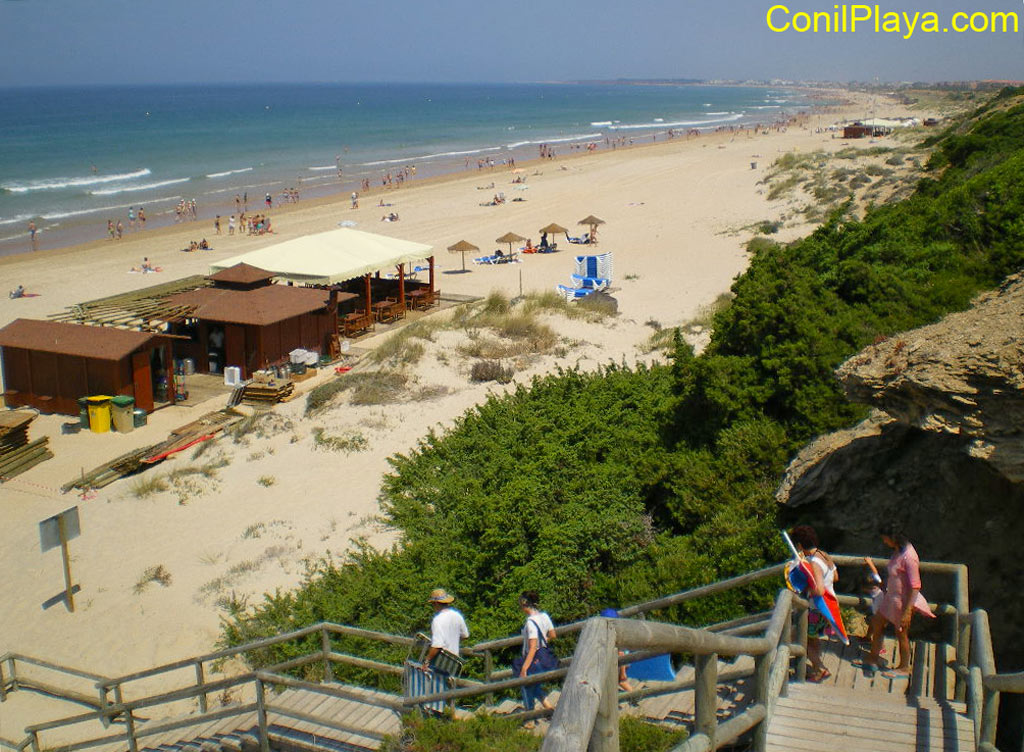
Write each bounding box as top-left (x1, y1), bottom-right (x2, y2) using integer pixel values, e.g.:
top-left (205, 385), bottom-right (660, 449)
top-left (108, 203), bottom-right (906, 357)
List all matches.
top-left (0, 437), bottom-right (53, 483)
top-left (241, 382), bottom-right (295, 405)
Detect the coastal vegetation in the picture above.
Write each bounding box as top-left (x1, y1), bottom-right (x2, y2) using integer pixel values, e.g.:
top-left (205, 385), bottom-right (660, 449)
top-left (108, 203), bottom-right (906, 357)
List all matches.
top-left (223, 88), bottom-right (1024, 697)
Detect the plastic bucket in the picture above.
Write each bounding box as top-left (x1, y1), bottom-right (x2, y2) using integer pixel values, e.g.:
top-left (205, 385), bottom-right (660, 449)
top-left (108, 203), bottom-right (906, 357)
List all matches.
top-left (86, 396), bottom-right (112, 433)
top-left (132, 408), bottom-right (148, 428)
top-left (78, 397), bottom-right (90, 428)
top-left (111, 395), bottom-right (135, 433)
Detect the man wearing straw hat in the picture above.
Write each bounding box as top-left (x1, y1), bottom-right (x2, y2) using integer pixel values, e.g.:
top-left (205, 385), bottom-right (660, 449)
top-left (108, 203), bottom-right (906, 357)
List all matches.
top-left (423, 588), bottom-right (469, 674)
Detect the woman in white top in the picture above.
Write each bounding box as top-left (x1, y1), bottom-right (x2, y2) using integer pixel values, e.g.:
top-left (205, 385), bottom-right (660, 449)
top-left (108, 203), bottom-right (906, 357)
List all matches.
top-left (790, 525), bottom-right (838, 682)
top-left (518, 591), bottom-right (556, 722)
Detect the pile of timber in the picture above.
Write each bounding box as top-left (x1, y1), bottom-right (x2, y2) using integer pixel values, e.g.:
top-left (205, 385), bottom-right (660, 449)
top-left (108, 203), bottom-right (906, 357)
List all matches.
top-left (62, 408), bottom-right (244, 492)
top-left (241, 380), bottom-right (295, 405)
top-left (0, 412), bottom-right (53, 482)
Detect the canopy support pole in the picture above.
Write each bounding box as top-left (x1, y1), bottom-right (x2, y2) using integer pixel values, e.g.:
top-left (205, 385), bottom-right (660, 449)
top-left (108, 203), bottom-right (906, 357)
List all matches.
top-left (363, 274), bottom-right (372, 315)
top-left (397, 264), bottom-right (406, 312)
top-left (429, 256), bottom-right (435, 293)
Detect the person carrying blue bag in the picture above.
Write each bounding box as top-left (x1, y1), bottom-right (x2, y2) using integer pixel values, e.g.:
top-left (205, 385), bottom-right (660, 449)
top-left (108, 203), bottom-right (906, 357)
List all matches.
top-left (512, 591), bottom-right (558, 725)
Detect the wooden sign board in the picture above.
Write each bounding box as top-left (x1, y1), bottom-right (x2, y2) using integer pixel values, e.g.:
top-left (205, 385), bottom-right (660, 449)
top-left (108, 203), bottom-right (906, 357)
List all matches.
top-left (39, 506), bottom-right (80, 553)
top-left (39, 506), bottom-right (80, 612)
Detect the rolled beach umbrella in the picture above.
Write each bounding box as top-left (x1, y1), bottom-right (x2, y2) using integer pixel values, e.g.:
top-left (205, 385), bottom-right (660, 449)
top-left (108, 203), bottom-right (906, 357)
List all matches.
top-left (578, 215), bottom-right (605, 244)
top-left (447, 239), bottom-right (479, 272)
top-left (495, 231), bottom-right (526, 260)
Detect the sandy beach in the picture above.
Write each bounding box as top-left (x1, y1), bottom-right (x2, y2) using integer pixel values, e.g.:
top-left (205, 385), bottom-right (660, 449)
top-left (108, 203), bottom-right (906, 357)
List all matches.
top-left (0, 89), bottom-right (913, 737)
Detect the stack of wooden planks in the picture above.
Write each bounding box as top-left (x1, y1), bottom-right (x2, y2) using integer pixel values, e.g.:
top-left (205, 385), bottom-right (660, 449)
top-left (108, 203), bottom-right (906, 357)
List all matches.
top-left (0, 411), bottom-right (53, 483)
top-left (242, 381), bottom-right (295, 405)
top-left (63, 408), bottom-right (244, 492)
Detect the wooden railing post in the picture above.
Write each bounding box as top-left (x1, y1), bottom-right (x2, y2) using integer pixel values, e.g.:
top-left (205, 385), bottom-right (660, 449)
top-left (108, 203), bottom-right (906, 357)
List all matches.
top-left (124, 708), bottom-right (139, 752)
top-left (591, 627), bottom-right (619, 752)
top-left (255, 676), bottom-right (271, 752)
top-left (980, 684), bottom-right (1000, 747)
top-left (955, 617), bottom-right (971, 703)
top-left (795, 609), bottom-right (808, 682)
top-left (0, 656), bottom-right (7, 702)
top-left (195, 661), bottom-right (208, 713)
top-left (752, 650), bottom-right (772, 752)
top-left (968, 665), bottom-right (983, 748)
top-left (694, 652), bottom-right (718, 749)
top-left (483, 650), bottom-right (494, 705)
top-left (321, 627), bottom-right (333, 682)
top-left (7, 657), bottom-right (17, 694)
top-left (29, 731), bottom-right (39, 752)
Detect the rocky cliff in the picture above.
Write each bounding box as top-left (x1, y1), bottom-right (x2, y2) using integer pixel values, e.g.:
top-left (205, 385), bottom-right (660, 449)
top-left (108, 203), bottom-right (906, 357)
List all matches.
top-left (777, 272), bottom-right (1024, 670)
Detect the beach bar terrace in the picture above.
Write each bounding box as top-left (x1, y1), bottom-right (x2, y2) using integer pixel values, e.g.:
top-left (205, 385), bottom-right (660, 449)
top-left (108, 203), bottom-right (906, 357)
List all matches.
top-left (0, 319), bottom-right (175, 415)
top-left (208, 227), bottom-right (437, 337)
top-left (164, 264), bottom-right (355, 378)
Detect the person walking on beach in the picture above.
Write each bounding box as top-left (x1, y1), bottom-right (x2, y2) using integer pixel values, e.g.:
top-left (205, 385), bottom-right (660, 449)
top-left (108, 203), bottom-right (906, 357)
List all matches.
top-left (28, 220), bottom-right (37, 250)
top-left (351, 191), bottom-right (359, 209)
top-left (116, 220), bottom-right (124, 240)
top-left (789, 525), bottom-right (838, 682)
top-left (265, 192), bottom-right (272, 210)
top-left (235, 194), bottom-right (241, 214)
top-left (107, 220), bottom-right (115, 241)
top-left (214, 215), bottom-right (221, 235)
top-left (138, 207), bottom-right (146, 228)
top-left (858, 526), bottom-right (935, 679)
top-left (228, 215), bottom-right (236, 235)
top-left (128, 207), bottom-right (136, 230)
top-left (423, 589), bottom-right (468, 674)
top-left (516, 591), bottom-right (557, 724)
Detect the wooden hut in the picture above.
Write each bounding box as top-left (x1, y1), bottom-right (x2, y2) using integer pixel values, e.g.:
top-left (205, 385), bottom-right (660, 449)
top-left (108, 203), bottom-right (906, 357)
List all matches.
top-left (0, 319), bottom-right (175, 415)
top-left (165, 264), bottom-right (354, 378)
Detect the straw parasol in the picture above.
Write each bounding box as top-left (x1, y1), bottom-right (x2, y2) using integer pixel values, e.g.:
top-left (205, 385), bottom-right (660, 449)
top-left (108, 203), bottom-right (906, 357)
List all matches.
top-left (495, 232), bottom-right (526, 261)
top-left (447, 239), bottom-right (479, 272)
top-left (578, 215), bottom-right (605, 244)
top-left (539, 223), bottom-right (568, 235)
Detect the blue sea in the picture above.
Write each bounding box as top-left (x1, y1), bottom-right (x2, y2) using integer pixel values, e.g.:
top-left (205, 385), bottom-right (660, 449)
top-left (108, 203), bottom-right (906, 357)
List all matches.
top-left (0, 83), bottom-right (813, 254)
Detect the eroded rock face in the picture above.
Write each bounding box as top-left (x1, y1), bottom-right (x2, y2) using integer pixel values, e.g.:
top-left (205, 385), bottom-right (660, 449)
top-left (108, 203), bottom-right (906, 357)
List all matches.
top-left (777, 272), bottom-right (1024, 674)
top-left (837, 272), bottom-right (1024, 483)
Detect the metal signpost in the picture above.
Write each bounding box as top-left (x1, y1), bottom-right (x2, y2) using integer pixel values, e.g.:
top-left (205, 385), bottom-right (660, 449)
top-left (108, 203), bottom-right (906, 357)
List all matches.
top-left (39, 506), bottom-right (81, 612)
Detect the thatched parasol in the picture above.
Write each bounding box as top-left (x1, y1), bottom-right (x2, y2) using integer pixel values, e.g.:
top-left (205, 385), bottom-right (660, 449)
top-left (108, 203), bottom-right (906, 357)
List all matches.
top-left (578, 215), bottom-right (605, 244)
top-left (447, 239), bottom-right (479, 272)
top-left (495, 232), bottom-right (526, 261)
top-left (539, 223), bottom-right (568, 235)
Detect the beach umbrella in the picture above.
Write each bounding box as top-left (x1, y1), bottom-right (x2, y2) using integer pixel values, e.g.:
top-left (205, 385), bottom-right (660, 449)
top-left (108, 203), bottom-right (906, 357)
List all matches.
top-left (578, 215), bottom-right (605, 244)
top-left (538, 223), bottom-right (568, 235)
top-left (447, 239), bottom-right (479, 272)
top-left (495, 232), bottom-right (526, 261)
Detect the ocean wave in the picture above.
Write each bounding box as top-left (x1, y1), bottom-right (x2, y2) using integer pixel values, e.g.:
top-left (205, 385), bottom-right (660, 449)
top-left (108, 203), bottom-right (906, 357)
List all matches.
top-left (506, 133), bottom-right (602, 149)
top-left (0, 213), bottom-right (36, 227)
top-left (750, 105), bottom-right (782, 110)
top-left (39, 195), bottom-right (182, 220)
top-left (206, 167), bottom-right (253, 178)
top-left (1, 168), bottom-right (151, 194)
top-left (308, 165), bottom-right (337, 171)
top-left (607, 114), bottom-right (744, 131)
top-left (360, 146), bottom-right (502, 167)
top-left (90, 178), bottom-right (190, 196)
top-left (590, 121), bottom-right (614, 127)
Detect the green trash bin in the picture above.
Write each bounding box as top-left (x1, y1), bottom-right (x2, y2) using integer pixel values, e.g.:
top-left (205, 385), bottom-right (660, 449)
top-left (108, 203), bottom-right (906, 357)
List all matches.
top-left (78, 397), bottom-right (90, 428)
top-left (111, 395), bottom-right (135, 433)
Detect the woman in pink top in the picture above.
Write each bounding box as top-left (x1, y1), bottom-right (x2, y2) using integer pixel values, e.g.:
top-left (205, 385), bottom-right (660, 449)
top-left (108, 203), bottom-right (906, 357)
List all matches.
top-left (861, 526), bottom-right (935, 678)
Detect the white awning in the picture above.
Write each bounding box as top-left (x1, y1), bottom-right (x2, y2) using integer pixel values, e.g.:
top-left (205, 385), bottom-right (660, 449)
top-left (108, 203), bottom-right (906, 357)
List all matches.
top-left (209, 228), bottom-right (433, 285)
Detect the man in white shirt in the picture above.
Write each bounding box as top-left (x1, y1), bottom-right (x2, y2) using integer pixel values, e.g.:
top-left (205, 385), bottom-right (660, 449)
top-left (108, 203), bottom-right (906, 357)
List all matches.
top-left (424, 588), bottom-right (469, 673)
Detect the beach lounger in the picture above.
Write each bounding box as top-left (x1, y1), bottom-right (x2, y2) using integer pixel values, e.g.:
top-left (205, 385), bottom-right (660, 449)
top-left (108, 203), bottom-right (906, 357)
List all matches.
top-left (473, 255), bottom-right (498, 265)
top-left (566, 233), bottom-right (590, 244)
top-left (557, 284), bottom-right (596, 302)
top-left (571, 274), bottom-right (610, 291)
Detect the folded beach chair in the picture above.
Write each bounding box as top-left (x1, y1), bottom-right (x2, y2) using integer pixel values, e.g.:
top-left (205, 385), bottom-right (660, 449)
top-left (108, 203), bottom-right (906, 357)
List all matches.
top-left (571, 274), bottom-right (610, 291)
top-left (557, 284), bottom-right (596, 302)
top-left (566, 234), bottom-right (587, 244)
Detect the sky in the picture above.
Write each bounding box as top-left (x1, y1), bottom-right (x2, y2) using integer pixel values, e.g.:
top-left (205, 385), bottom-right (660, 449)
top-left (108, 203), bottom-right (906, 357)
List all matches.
top-left (1, 0), bottom-right (1022, 86)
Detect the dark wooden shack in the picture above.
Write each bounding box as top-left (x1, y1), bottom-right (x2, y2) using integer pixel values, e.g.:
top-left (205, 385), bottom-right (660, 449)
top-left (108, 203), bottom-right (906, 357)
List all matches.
top-left (0, 319), bottom-right (174, 415)
top-left (166, 264), bottom-right (354, 378)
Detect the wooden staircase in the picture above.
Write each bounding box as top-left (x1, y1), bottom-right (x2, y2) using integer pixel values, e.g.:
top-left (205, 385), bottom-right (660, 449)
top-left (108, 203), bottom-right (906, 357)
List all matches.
top-left (766, 638), bottom-right (975, 752)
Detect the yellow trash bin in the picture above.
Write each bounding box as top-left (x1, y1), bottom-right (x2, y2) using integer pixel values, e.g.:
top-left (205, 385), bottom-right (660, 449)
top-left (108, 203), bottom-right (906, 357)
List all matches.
top-left (86, 395), bottom-right (112, 433)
